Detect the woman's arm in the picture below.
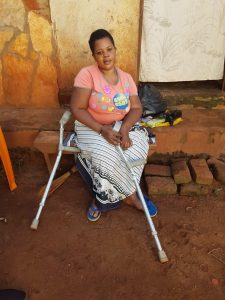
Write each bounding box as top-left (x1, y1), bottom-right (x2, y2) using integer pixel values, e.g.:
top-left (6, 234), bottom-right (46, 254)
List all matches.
top-left (71, 87), bottom-right (102, 133)
top-left (121, 95), bottom-right (142, 132)
top-left (70, 87), bottom-right (121, 144)
top-left (119, 95), bottom-right (143, 149)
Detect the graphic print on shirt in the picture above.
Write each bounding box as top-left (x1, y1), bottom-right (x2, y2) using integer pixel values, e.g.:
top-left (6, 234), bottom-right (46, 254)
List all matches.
top-left (113, 93), bottom-right (128, 110)
top-left (89, 77), bottom-right (131, 114)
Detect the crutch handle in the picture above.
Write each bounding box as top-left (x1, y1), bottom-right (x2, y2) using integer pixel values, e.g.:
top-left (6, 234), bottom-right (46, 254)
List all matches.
top-left (60, 111), bottom-right (71, 126)
top-left (113, 121), bottom-right (122, 132)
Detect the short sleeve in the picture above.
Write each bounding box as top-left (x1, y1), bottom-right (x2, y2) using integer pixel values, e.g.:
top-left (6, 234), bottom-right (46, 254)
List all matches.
top-left (127, 74), bottom-right (138, 95)
top-left (74, 67), bottom-right (93, 89)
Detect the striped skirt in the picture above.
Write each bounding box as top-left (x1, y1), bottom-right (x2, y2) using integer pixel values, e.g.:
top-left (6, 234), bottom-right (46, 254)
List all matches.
top-left (74, 121), bottom-right (149, 211)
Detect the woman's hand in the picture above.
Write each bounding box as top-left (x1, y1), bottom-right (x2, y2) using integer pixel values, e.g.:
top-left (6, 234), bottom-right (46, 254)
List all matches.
top-left (101, 125), bottom-right (122, 145)
top-left (119, 128), bottom-right (132, 150)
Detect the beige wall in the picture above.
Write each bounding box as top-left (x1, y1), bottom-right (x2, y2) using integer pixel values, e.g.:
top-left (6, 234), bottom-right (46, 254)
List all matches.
top-left (50, 0), bottom-right (140, 91)
top-left (0, 0), bottom-right (59, 108)
top-left (0, 0), bottom-right (140, 108)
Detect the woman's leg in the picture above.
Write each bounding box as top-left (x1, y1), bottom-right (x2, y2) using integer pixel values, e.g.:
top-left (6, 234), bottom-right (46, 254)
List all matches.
top-left (123, 192), bottom-right (143, 210)
top-left (124, 192), bottom-right (157, 217)
top-left (87, 200), bottom-right (101, 221)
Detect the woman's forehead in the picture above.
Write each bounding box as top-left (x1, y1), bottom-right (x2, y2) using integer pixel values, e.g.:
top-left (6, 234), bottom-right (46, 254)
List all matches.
top-left (94, 37), bottom-right (114, 50)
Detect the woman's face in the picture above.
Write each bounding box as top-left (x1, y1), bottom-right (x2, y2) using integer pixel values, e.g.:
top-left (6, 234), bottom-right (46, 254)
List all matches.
top-left (93, 37), bottom-right (116, 71)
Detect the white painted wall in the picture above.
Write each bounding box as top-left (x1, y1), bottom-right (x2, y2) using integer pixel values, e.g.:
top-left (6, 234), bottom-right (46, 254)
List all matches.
top-left (140, 0), bottom-right (225, 82)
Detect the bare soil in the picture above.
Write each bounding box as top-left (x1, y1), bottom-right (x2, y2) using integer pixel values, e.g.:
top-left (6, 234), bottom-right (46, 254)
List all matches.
top-left (0, 150), bottom-right (225, 300)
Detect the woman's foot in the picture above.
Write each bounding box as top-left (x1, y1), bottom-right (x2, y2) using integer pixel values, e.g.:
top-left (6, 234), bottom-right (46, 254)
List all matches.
top-left (87, 203), bottom-right (101, 221)
top-left (124, 193), bottom-right (157, 217)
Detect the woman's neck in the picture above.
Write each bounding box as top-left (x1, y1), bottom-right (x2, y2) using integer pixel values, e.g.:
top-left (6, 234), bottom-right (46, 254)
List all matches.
top-left (98, 67), bottom-right (118, 85)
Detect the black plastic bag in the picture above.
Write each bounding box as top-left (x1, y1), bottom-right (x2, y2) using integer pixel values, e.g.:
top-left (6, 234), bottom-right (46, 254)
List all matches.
top-left (138, 83), bottom-right (167, 117)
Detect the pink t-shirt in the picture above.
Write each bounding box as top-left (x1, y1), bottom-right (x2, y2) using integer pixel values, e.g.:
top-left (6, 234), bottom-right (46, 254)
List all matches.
top-left (74, 64), bottom-right (138, 125)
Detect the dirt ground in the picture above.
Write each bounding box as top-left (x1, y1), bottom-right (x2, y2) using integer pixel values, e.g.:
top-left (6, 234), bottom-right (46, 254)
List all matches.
top-left (0, 150), bottom-right (225, 300)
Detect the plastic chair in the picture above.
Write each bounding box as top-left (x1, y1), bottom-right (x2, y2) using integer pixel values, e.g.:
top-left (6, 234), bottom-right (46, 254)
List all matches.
top-left (0, 127), bottom-right (17, 191)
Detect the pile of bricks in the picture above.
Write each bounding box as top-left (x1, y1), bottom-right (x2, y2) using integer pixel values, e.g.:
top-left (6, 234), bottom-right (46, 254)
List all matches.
top-left (144, 154), bottom-right (225, 196)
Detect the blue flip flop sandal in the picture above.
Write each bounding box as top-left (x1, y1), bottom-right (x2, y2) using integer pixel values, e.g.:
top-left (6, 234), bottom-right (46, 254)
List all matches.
top-left (87, 204), bottom-right (101, 222)
top-left (143, 195), bottom-right (157, 217)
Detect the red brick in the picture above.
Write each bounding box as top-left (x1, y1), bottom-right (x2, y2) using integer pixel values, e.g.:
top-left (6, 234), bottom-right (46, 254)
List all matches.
top-left (180, 182), bottom-right (209, 196)
top-left (207, 157), bottom-right (225, 167)
top-left (145, 176), bottom-right (177, 195)
top-left (189, 159), bottom-right (213, 185)
top-left (144, 164), bottom-right (171, 177)
top-left (171, 160), bottom-right (192, 184)
top-left (207, 157), bottom-right (225, 183)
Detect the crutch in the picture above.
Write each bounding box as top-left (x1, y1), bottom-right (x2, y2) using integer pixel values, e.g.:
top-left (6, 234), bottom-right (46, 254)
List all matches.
top-left (113, 122), bottom-right (168, 263)
top-left (30, 111), bottom-right (78, 230)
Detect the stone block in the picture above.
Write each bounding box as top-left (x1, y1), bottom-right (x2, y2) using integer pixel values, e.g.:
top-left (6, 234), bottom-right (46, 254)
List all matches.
top-left (28, 11), bottom-right (53, 56)
top-left (9, 33), bottom-right (29, 58)
top-left (179, 182), bottom-right (209, 196)
top-left (146, 176), bottom-right (177, 195)
top-left (2, 54), bottom-right (34, 106)
top-left (214, 164), bottom-right (225, 183)
top-left (144, 164), bottom-right (171, 177)
top-left (171, 160), bottom-right (192, 184)
top-left (207, 157), bottom-right (225, 167)
top-left (189, 159), bottom-right (213, 185)
top-left (31, 55), bottom-right (59, 107)
top-left (0, 0), bottom-right (25, 31)
top-left (208, 158), bottom-right (225, 183)
top-left (147, 152), bottom-right (171, 165)
top-left (0, 29), bottom-right (14, 53)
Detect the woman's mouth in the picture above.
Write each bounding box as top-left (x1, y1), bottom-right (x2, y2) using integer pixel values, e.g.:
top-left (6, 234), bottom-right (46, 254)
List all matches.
top-left (104, 60), bottom-right (111, 65)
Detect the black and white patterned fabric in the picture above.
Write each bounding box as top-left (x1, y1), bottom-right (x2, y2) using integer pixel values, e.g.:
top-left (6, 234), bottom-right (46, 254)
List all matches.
top-left (74, 121), bottom-right (149, 211)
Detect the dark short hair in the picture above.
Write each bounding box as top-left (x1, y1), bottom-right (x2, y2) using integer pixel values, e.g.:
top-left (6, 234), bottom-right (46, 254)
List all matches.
top-left (89, 29), bottom-right (115, 54)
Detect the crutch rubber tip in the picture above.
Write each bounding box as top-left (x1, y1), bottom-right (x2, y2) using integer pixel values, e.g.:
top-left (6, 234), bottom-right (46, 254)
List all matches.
top-left (30, 219), bottom-right (39, 230)
top-left (158, 250), bottom-right (169, 263)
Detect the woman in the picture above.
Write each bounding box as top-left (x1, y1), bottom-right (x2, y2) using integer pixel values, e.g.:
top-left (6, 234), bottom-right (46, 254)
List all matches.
top-left (71, 29), bottom-right (157, 221)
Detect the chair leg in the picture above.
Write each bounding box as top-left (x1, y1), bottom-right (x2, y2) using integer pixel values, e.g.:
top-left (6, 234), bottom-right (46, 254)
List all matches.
top-left (0, 127), bottom-right (17, 191)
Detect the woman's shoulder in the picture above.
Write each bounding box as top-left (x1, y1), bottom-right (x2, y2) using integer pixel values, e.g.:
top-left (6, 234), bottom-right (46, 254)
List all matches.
top-left (116, 67), bottom-right (134, 82)
top-left (78, 64), bottom-right (98, 75)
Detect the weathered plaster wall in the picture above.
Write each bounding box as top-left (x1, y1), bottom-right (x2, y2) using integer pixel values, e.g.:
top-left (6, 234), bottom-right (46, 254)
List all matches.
top-left (0, 0), bottom-right (140, 108)
top-left (50, 0), bottom-right (140, 91)
top-left (0, 0), bottom-right (59, 107)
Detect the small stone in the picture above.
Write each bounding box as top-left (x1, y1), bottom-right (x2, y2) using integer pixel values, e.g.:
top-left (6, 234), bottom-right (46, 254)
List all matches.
top-left (0, 28), bottom-right (14, 53)
top-left (185, 206), bottom-right (192, 211)
top-left (9, 33), bottom-right (29, 57)
top-left (28, 11), bottom-right (53, 56)
top-left (2, 54), bottom-right (34, 105)
top-left (0, 0), bottom-right (26, 31)
top-left (211, 278), bottom-right (219, 286)
top-left (31, 55), bottom-right (59, 107)
top-left (0, 217), bottom-right (7, 223)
